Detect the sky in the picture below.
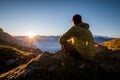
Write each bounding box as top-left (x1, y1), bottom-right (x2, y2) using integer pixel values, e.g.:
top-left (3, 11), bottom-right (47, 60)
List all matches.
top-left (0, 0), bottom-right (120, 37)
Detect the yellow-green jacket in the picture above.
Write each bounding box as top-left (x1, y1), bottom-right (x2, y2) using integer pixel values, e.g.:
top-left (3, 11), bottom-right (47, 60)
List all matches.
top-left (59, 23), bottom-right (95, 60)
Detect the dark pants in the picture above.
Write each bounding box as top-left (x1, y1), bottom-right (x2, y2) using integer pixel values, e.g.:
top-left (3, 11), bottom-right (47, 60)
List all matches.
top-left (61, 42), bottom-right (83, 60)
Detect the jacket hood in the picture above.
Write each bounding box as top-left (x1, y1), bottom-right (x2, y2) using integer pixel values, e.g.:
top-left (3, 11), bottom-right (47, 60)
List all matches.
top-left (78, 23), bottom-right (89, 29)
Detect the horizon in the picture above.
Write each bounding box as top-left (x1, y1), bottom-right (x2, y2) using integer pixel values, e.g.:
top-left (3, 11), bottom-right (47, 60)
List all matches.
top-left (0, 0), bottom-right (120, 38)
top-left (14, 34), bottom-right (117, 38)
top-left (1, 26), bottom-right (119, 38)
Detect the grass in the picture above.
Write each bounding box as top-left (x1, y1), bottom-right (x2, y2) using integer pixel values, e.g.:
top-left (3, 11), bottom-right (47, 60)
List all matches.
top-left (0, 45), bottom-right (38, 74)
top-left (0, 54), bottom-right (41, 79)
top-left (102, 38), bottom-right (120, 50)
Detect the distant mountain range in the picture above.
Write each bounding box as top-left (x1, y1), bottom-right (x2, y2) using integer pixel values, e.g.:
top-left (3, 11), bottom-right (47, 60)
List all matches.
top-left (93, 35), bottom-right (115, 43)
top-left (15, 35), bottom-right (115, 44)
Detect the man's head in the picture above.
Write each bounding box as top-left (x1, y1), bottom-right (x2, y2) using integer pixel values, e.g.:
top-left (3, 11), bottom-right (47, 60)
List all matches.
top-left (72, 14), bottom-right (82, 26)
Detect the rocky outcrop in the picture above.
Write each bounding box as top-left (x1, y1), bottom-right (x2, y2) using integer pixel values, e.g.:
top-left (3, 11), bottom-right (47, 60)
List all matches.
top-left (0, 51), bottom-right (95, 80)
top-left (0, 45), bottom-right (39, 74)
top-left (0, 48), bottom-right (120, 80)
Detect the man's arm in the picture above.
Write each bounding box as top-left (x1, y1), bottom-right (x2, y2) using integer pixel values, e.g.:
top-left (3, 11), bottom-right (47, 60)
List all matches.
top-left (59, 26), bottom-right (76, 44)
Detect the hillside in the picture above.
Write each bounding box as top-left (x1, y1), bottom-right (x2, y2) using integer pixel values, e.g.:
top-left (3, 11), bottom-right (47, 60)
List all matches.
top-left (0, 45), bottom-right (39, 74)
top-left (0, 28), bottom-right (23, 46)
top-left (1, 48), bottom-right (120, 80)
top-left (102, 38), bottom-right (120, 50)
top-left (0, 28), bottom-right (42, 74)
top-left (0, 28), bottom-right (42, 53)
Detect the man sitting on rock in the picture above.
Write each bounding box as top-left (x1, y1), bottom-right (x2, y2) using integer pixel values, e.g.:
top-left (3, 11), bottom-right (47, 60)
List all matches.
top-left (59, 14), bottom-right (95, 61)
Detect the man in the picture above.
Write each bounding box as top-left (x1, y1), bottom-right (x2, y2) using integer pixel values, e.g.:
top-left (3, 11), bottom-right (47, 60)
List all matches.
top-left (59, 14), bottom-right (95, 61)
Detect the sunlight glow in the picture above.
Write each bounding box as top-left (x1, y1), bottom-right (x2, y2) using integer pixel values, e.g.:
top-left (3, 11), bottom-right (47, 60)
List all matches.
top-left (27, 32), bottom-right (36, 39)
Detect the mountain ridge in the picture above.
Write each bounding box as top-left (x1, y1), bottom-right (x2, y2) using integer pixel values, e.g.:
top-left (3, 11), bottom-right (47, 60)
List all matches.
top-left (0, 28), bottom-right (42, 53)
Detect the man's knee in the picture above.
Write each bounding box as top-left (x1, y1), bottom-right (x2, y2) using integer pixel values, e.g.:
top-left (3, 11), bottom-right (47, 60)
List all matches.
top-left (61, 42), bottom-right (73, 50)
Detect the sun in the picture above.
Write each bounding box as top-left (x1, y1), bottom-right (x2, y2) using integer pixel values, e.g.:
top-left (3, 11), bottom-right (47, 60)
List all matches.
top-left (27, 32), bottom-right (36, 39)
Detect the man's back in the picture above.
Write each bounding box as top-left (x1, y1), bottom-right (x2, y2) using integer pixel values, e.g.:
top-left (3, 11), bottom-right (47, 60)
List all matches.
top-left (71, 23), bottom-right (95, 60)
top-left (59, 14), bottom-right (95, 61)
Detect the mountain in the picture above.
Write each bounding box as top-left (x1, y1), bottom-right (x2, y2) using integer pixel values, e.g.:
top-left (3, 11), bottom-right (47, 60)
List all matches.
top-left (0, 28), bottom-right (20, 45)
top-left (94, 35), bottom-right (115, 43)
top-left (0, 28), bottom-right (42, 53)
top-left (0, 28), bottom-right (30, 47)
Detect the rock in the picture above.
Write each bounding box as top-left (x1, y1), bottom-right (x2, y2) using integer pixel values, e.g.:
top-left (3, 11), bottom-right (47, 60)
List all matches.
top-left (0, 28), bottom-right (4, 33)
top-left (94, 43), bottom-right (109, 53)
top-left (0, 45), bottom-right (39, 74)
top-left (6, 58), bottom-right (19, 65)
top-left (0, 48), bottom-right (120, 80)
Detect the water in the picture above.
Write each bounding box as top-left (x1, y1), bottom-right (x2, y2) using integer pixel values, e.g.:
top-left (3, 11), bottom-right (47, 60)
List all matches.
top-left (35, 41), bottom-right (60, 52)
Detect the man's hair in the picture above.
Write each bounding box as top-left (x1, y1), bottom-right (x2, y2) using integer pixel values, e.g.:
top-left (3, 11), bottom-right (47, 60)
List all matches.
top-left (72, 14), bottom-right (82, 25)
